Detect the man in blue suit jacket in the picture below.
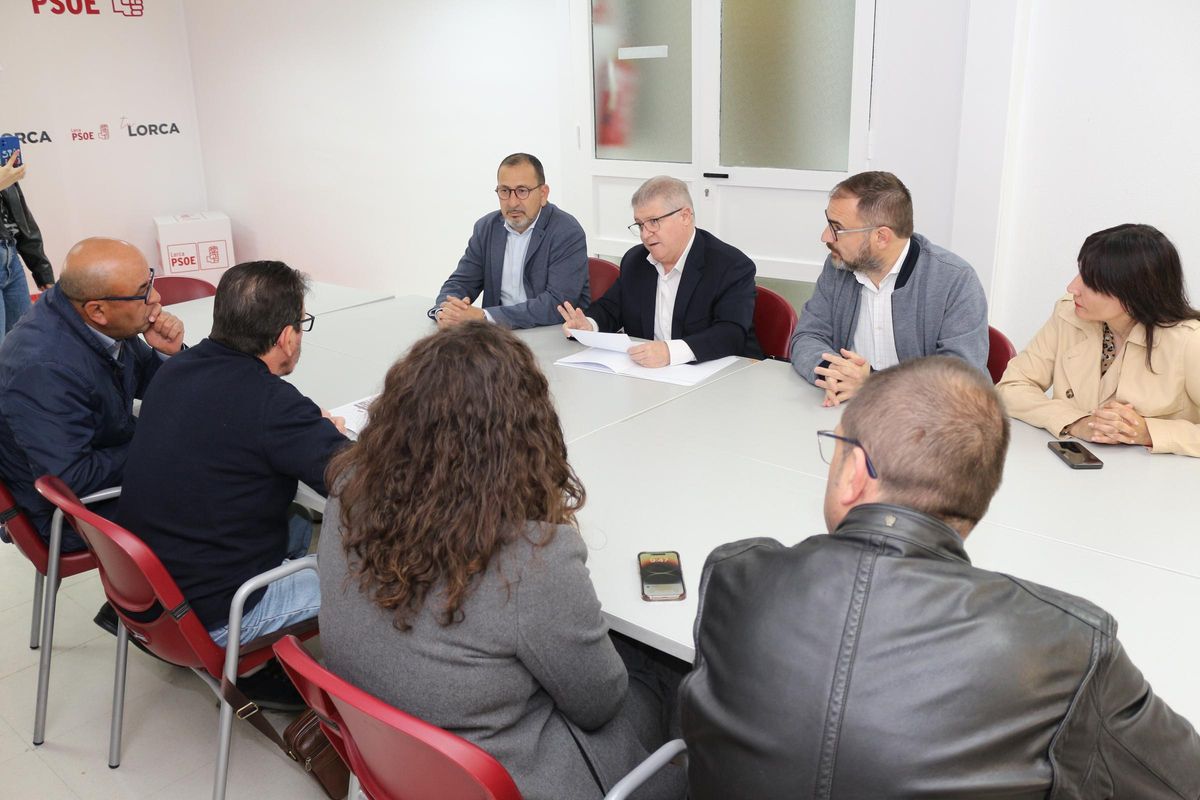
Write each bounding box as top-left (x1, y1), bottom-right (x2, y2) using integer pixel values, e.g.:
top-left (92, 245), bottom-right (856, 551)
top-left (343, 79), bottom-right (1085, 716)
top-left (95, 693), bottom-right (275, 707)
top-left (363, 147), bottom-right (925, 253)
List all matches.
top-left (559, 176), bottom-right (761, 365)
top-left (431, 153), bottom-right (589, 330)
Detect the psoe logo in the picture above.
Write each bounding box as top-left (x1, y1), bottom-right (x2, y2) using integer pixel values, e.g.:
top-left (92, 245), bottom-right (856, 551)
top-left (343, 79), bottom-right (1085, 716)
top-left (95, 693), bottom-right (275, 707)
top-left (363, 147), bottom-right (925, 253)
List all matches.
top-left (125, 122), bottom-right (181, 137)
top-left (0, 131), bottom-right (52, 144)
top-left (30, 0), bottom-right (144, 16)
top-left (71, 127), bottom-right (100, 141)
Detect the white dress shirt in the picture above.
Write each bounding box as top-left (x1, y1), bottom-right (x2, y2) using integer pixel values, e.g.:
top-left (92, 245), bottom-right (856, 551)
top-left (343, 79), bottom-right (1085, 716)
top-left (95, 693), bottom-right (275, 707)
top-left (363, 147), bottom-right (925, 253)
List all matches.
top-left (850, 240), bottom-right (910, 370)
top-left (585, 230), bottom-right (698, 365)
top-left (483, 210), bottom-right (539, 323)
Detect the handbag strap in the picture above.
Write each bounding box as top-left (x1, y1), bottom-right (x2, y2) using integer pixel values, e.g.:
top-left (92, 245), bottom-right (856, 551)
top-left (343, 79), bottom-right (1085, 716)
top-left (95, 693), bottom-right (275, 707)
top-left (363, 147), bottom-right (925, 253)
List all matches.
top-left (219, 675), bottom-right (290, 753)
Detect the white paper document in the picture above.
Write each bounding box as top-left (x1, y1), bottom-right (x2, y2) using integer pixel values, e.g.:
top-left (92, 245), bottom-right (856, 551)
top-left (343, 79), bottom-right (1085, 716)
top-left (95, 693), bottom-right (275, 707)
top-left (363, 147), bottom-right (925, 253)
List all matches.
top-left (555, 349), bottom-right (739, 387)
top-left (329, 394), bottom-right (378, 438)
top-left (569, 329), bottom-right (633, 352)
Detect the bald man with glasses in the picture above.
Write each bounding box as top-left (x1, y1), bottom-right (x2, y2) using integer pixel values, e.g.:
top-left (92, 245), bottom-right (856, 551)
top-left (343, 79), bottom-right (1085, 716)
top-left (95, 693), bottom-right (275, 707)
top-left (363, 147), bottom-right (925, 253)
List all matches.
top-left (430, 152), bottom-right (589, 330)
top-left (789, 171), bottom-right (988, 406)
top-left (0, 237), bottom-right (184, 550)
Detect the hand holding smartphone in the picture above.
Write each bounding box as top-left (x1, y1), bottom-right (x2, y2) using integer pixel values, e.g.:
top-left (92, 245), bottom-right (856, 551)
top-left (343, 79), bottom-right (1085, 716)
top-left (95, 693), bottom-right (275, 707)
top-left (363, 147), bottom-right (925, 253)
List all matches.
top-left (0, 136), bottom-right (23, 169)
top-left (1047, 440), bottom-right (1103, 469)
top-left (638, 551), bottom-right (686, 601)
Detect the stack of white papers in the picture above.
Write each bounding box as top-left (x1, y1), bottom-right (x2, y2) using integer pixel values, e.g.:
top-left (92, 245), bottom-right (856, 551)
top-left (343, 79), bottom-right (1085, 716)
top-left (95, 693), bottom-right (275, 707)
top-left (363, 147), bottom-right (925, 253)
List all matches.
top-left (556, 331), bottom-right (739, 387)
top-left (329, 394), bottom-right (378, 438)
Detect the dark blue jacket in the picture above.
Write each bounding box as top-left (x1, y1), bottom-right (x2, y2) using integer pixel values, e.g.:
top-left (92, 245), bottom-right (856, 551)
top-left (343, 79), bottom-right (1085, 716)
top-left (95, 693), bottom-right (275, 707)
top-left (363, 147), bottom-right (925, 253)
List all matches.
top-left (118, 338), bottom-right (349, 629)
top-left (588, 228), bottom-right (762, 362)
top-left (0, 286), bottom-right (162, 538)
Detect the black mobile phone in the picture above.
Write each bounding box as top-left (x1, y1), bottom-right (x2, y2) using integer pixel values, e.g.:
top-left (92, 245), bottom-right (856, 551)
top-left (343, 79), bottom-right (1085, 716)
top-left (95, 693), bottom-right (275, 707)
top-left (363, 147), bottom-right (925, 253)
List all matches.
top-left (638, 551), bottom-right (685, 601)
top-left (1047, 440), bottom-right (1103, 469)
top-left (0, 136), bottom-right (22, 169)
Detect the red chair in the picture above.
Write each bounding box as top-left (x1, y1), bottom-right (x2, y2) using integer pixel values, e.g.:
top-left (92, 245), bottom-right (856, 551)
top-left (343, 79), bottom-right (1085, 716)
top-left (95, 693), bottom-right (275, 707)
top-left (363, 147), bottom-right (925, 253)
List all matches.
top-left (34, 476), bottom-right (317, 800)
top-left (155, 275), bottom-right (216, 306)
top-left (1, 478), bottom-right (114, 745)
top-left (754, 285), bottom-right (799, 361)
top-left (273, 634), bottom-right (687, 800)
top-left (987, 325), bottom-right (1017, 384)
top-left (273, 634), bottom-right (522, 800)
top-left (588, 257), bottom-right (620, 302)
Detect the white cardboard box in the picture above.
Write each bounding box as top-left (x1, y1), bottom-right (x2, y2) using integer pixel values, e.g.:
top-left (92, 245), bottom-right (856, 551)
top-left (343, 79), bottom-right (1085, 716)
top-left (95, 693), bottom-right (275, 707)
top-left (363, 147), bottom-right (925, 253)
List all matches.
top-left (154, 212), bottom-right (235, 282)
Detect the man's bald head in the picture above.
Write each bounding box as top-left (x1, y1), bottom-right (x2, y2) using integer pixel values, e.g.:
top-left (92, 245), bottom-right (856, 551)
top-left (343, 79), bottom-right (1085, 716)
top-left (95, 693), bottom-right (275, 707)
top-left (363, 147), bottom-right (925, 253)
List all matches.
top-left (58, 238), bottom-right (148, 302)
top-left (57, 238), bottom-right (159, 338)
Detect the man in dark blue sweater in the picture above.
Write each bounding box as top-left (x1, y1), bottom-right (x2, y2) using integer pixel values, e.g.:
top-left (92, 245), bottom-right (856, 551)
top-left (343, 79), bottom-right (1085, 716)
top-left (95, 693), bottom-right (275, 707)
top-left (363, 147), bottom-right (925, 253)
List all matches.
top-left (118, 262), bottom-right (348, 660)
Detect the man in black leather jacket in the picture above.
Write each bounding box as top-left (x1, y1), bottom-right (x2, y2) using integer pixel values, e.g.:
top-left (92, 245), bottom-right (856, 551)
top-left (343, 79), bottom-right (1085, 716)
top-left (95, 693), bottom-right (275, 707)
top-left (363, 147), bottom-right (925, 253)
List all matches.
top-left (679, 356), bottom-right (1200, 798)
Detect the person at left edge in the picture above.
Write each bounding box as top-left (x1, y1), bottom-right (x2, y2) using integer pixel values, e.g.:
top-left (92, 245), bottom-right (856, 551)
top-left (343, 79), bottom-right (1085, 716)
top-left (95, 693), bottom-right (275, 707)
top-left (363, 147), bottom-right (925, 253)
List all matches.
top-left (0, 238), bottom-right (184, 551)
top-left (0, 148), bottom-right (55, 345)
top-left (430, 152), bottom-right (589, 329)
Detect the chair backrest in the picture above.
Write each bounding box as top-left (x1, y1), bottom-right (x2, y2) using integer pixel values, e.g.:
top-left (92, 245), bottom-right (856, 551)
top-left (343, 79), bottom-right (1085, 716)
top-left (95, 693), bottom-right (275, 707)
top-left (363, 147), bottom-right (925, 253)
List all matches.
top-left (0, 477), bottom-right (95, 577)
top-left (987, 325), bottom-right (1017, 384)
top-left (33, 475), bottom-right (227, 676)
top-left (155, 276), bottom-right (216, 306)
top-left (588, 257), bottom-right (620, 302)
top-left (753, 285), bottom-right (799, 360)
top-left (273, 635), bottom-right (523, 800)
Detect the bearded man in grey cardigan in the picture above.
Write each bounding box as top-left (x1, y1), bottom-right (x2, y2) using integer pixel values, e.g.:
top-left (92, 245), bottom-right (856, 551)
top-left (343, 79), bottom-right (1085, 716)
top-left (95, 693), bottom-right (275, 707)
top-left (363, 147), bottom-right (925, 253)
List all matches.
top-left (789, 171), bottom-right (988, 406)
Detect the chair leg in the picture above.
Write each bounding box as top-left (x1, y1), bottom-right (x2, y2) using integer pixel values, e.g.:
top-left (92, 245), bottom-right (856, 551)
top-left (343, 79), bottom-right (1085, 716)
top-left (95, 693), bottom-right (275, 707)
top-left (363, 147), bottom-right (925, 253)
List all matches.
top-left (212, 695), bottom-right (235, 800)
top-left (29, 571), bottom-right (45, 649)
top-left (32, 516), bottom-right (65, 745)
top-left (108, 621), bottom-right (129, 768)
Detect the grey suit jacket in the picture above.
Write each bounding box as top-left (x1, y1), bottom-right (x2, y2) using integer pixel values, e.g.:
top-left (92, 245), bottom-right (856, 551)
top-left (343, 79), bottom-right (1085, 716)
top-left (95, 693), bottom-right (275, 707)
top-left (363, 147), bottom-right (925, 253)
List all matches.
top-left (435, 202), bottom-right (589, 329)
top-left (318, 500), bottom-right (683, 800)
top-left (789, 233), bottom-right (988, 382)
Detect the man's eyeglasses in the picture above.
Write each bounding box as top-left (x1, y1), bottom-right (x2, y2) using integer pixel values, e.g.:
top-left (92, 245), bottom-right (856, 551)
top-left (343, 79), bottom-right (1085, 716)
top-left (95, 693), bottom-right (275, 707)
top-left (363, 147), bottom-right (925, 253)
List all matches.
top-left (91, 268), bottom-right (156, 304)
top-left (495, 184), bottom-right (544, 200)
top-left (817, 430), bottom-right (879, 479)
top-left (295, 313), bottom-right (315, 332)
top-left (628, 207), bottom-right (684, 235)
top-left (825, 214), bottom-right (879, 242)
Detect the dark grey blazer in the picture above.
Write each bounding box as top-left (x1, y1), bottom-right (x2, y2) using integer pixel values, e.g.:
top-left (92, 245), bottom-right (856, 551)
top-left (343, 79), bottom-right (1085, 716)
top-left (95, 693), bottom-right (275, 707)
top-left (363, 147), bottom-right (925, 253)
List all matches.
top-left (318, 501), bottom-right (684, 800)
top-left (435, 202), bottom-right (589, 329)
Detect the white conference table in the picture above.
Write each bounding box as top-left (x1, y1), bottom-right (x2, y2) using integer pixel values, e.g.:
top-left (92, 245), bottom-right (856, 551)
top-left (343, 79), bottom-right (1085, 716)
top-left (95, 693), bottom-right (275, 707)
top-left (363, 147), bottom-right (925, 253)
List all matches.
top-left (171, 291), bottom-right (1200, 725)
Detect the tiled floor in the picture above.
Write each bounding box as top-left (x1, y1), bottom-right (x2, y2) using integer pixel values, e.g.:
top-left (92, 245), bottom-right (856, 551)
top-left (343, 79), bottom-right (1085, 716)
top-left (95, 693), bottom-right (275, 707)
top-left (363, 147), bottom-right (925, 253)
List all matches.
top-left (0, 542), bottom-right (329, 800)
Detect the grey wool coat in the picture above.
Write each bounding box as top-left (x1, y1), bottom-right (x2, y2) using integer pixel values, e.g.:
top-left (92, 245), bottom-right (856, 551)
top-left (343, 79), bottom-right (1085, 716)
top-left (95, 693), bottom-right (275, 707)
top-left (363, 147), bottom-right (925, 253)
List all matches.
top-left (317, 498), bottom-right (683, 800)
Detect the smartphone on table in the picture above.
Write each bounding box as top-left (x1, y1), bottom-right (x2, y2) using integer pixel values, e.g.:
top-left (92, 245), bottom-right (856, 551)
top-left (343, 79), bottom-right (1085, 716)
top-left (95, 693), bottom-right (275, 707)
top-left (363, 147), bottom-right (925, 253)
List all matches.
top-left (0, 136), bottom-right (22, 168)
top-left (638, 550), bottom-right (685, 601)
top-left (1047, 440), bottom-right (1103, 469)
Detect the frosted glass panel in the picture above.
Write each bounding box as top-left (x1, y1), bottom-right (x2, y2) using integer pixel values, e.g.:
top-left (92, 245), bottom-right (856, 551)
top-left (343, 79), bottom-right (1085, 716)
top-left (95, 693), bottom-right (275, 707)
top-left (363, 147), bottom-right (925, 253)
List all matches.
top-left (721, 0), bottom-right (855, 171)
top-left (593, 0), bottom-right (691, 163)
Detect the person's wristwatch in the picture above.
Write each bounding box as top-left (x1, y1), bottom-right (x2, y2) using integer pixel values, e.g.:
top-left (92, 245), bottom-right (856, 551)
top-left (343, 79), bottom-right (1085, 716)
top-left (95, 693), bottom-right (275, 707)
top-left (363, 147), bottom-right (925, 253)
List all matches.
top-left (426, 306), bottom-right (442, 322)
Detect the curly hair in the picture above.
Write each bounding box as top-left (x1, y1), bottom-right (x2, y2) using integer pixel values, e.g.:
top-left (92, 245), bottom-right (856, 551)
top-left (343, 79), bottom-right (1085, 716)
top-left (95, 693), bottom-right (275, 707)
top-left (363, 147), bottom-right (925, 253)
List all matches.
top-left (327, 321), bottom-right (585, 630)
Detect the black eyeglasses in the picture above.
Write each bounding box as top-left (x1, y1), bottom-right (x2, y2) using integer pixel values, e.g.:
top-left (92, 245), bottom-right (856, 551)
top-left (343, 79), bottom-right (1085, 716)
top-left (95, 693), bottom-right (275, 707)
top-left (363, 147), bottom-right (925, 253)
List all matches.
top-left (495, 184), bottom-right (543, 200)
top-left (628, 208), bottom-right (684, 235)
top-left (817, 430), bottom-right (879, 479)
top-left (824, 214), bottom-right (879, 242)
top-left (295, 313), bottom-right (315, 332)
top-left (91, 268), bottom-right (156, 304)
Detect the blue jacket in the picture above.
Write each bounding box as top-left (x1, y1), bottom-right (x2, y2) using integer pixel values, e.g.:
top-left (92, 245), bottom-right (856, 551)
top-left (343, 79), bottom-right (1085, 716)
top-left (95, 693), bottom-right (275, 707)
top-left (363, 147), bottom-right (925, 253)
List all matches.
top-left (0, 286), bottom-right (162, 538)
top-left (435, 203), bottom-right (590, 329)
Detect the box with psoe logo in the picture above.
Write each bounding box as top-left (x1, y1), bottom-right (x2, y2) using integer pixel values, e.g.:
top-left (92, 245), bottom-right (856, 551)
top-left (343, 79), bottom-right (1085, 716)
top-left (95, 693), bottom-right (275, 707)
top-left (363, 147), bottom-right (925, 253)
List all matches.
top-left (154, 212), bottom-right (235, 280)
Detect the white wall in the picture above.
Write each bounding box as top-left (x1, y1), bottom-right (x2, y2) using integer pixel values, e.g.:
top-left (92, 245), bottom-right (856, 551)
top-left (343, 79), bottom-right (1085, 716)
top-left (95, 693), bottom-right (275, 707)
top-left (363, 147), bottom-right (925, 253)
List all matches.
top-left (991, 0), bottom-right (1200, 348)
top-left (1, 0), bottom-right (206, 285)
top-left (181, 0), bottom-right (568, 298)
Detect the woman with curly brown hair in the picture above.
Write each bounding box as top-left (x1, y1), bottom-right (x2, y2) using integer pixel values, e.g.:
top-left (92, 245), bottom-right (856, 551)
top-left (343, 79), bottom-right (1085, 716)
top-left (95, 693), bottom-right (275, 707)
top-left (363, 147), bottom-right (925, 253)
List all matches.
top-left (318, 321), bottom-right (684, 800)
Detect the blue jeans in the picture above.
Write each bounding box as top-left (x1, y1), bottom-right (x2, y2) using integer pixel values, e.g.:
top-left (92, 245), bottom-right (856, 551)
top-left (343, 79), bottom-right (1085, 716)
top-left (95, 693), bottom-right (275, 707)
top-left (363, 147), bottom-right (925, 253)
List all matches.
top-left (207, 513), bottom-right (320, 646)
top-left (0, 241), bottom-right (33, 344)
